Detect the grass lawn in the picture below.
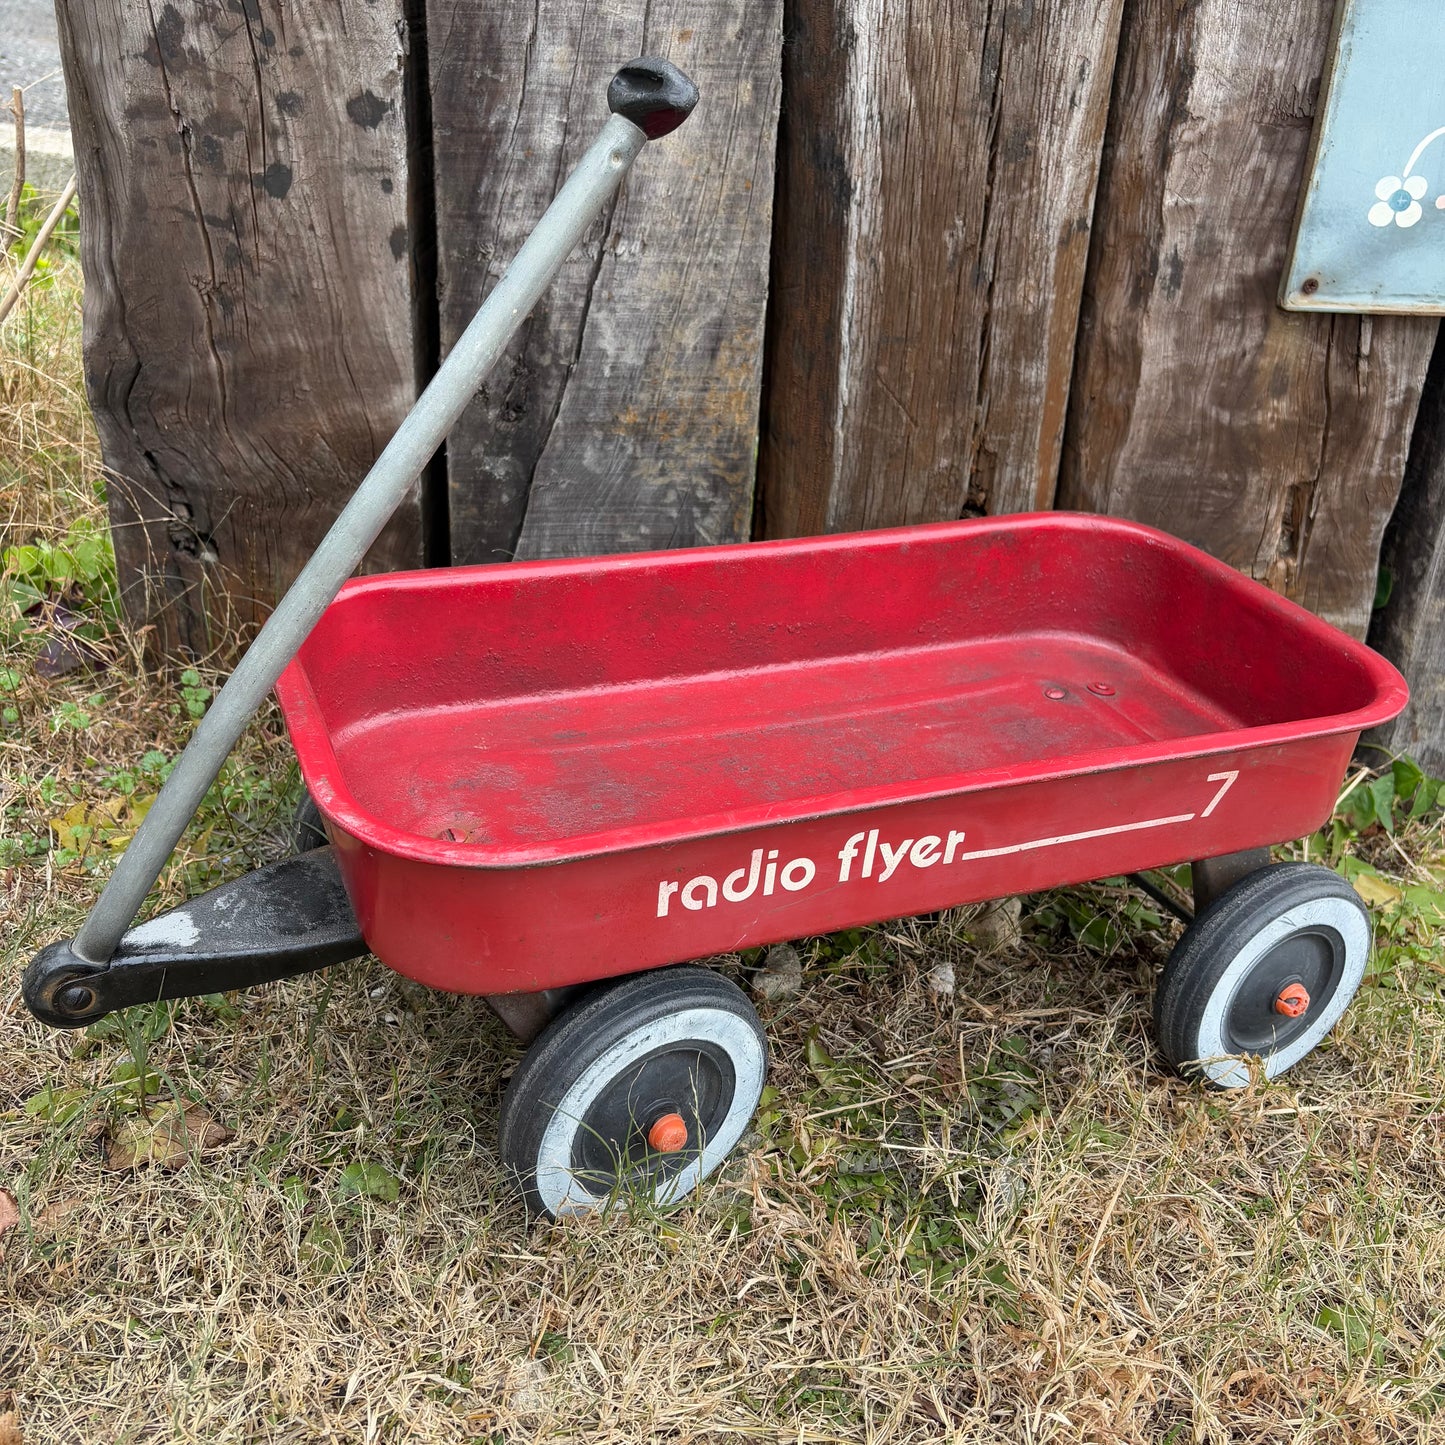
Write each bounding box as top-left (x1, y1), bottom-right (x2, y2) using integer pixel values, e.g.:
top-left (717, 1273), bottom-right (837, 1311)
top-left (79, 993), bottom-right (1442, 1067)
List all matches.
top-left (3, 252), bottom-right (1445, 1444)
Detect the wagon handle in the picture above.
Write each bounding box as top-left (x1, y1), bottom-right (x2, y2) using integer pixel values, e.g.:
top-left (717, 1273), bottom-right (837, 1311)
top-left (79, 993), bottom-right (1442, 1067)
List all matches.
top-left (52, 59), bottom-right (698, 977)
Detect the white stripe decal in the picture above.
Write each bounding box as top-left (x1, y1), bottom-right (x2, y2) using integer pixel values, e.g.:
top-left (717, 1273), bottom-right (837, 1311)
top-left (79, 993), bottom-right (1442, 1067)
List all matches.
top-left (951, 811), bottom-right (1197, 864)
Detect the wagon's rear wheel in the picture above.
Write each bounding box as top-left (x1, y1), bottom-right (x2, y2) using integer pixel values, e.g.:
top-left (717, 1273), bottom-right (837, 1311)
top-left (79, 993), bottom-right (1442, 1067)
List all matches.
top-left (499, 966), bottom-right (767, 1219)
top-left (1154, 862), bottom-right (1372, 1087)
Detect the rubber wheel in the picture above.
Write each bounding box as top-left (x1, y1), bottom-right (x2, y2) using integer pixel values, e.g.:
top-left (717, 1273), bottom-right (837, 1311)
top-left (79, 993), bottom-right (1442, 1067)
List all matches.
top-left (294, 791), bottom-right (327, 853)
top-left (1154, 861), bottom-right (1372, 1087)
top-left (499, 966), bottom-right (768, 1219)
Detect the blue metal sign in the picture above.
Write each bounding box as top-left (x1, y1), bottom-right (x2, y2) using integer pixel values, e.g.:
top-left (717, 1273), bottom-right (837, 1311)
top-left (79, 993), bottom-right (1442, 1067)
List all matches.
top-left (1282, 0), bottom-right (1445, 313)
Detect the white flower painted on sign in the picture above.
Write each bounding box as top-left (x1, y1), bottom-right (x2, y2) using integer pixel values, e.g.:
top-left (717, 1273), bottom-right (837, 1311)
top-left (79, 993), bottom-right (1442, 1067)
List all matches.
top-left (1368, 125), bottom-right (1445, 228)
top-left (1368, 173), bottom-right (1427, 227)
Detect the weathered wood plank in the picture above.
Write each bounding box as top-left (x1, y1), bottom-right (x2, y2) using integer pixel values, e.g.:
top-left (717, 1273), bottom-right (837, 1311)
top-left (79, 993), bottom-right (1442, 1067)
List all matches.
top-left (1060, 0), bottom-right (1438, 639)
top-left (755, 0), bottom-right (1125, 538)
top-left (1369, 337), bottom-right (1445, 771)
top-left (430, 3), bottom-right (780, 564)
top-left (56, 0), bottom-right (423, 654)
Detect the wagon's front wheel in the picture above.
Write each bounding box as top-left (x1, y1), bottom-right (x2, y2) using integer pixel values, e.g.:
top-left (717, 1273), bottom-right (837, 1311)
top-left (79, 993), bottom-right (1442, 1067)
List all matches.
top-left (1154, 862), bottom-right (1372, 1087)
top-left (499, 966), bottom-right (768, 1219)
top-left (293, 790), bottom-right (327, 853)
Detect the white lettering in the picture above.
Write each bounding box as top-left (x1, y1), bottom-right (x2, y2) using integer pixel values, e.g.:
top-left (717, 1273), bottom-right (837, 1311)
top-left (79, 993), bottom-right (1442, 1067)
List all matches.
top-left (681, 875), bottom-right (718, 911)
top-left (657, 821), bottom-right (983, 916)
top-left (877, 838), bottom-right (913, 882)
top-left (780, 857), bottom-right (816, 892)
top-left (723, 849), bottom-right (763, 902)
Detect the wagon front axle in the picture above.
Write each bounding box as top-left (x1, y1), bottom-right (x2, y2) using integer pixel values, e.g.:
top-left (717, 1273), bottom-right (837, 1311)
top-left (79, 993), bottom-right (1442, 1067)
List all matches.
top-left (23, 846), bottom-right (366, 1028)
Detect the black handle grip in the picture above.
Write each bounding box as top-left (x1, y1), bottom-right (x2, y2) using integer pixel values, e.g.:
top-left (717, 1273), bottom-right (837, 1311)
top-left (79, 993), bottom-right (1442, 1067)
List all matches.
top-left (608, 58), bottom-right (698, 139)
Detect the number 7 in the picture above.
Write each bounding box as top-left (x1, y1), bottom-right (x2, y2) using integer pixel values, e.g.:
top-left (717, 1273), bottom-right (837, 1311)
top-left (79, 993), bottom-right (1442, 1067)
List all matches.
top-left (1202, 771), bottom-right (1239, 818)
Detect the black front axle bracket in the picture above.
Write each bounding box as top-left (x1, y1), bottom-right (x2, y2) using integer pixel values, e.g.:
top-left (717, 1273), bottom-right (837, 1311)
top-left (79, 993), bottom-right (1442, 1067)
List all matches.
top-left (22, 846), bottom-right (367, 1029)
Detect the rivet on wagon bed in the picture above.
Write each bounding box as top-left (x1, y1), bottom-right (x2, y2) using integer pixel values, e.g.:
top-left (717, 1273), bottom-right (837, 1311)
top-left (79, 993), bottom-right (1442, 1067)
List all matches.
top-left (1043, 685), bottom-right (1067, 700)
top-left (1088, 681), bottom-right (1117, 696)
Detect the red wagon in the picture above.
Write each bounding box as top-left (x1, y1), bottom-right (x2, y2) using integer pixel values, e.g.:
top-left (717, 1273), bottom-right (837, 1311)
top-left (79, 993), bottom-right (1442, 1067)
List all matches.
top-left (24, 61), bottom-right (1409, 1219)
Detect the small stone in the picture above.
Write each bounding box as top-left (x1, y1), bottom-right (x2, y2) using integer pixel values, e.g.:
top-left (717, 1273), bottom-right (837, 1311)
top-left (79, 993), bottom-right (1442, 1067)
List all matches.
top-left (752, 943), bottom-right (804, 1001)
top-left (926, 960), bottom-right (956, 997)
top-left (395, 977), bottom-right (431, 1010)
top-left (507, 1356), bottom-right (550, 1419)
top-left (968, 896), bottom-right (1023, 952)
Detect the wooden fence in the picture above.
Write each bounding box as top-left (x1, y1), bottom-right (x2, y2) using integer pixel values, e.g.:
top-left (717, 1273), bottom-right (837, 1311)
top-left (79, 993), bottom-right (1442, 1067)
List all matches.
top-left (56, 0), bottom-right (1444, 765)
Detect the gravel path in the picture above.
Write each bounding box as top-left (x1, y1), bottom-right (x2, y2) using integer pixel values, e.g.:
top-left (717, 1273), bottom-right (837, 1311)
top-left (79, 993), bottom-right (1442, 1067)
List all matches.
top-left (0, 0), bottom-right (69, 131)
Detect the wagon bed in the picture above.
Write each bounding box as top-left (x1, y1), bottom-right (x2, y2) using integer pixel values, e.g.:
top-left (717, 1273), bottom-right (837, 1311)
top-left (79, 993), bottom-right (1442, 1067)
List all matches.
top-left (274, 513), bottom-right (1404, 996)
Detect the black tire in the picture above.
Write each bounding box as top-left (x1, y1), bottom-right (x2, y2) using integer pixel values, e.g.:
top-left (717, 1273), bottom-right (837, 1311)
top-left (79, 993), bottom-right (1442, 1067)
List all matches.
top-left (1155, 862), bottom-right (1371, 1087)
top-left (294, 791), bottom-right (327, 853)
top-left (499, 966), bottom-right (768, 1219)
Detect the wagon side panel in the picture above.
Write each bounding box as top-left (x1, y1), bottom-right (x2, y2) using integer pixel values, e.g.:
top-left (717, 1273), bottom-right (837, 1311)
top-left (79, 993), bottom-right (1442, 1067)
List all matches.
top-left (333, 740), bottom-right (1355, 995)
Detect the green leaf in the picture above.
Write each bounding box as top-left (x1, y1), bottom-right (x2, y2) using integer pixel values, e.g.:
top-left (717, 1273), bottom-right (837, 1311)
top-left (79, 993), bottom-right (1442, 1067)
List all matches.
top-left (109, 1059), bottom-right (163, 1096)
top-left (1391, 758), bottom-right (1424, 805)
top-left (1401, 883), bottom-right (1445, 922)
top-left (1370, 773), bottom-right (1397, 834)
top-left (803, 1030), bottom-right (835, 1072)
top-left (1339, 783), bottom-right (1374, 831)
top-left (1075, 914), bottom-right (1124, 953)
top-left (1411, 778), bottom-right (1441, 819)
top-left (71, 535), bottom-right (105, 580)
top-left (299, 1220), bottom-right (349, 1276)
top-left (24, 1083), bottom-right (88, 1125)
top-left (1374, 564), bottom-right (1395, 611)
top-left (1314, 1302), bottom-right (1385, 1363)
top-left (336, 1160), bottom-right (400, 1202)
top-left (4, 544), bottom-right (42, 576)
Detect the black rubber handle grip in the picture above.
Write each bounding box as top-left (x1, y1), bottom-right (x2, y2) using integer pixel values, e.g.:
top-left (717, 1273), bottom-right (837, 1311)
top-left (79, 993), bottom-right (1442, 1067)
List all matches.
top-left (608, 58), bottom-right (698, 139)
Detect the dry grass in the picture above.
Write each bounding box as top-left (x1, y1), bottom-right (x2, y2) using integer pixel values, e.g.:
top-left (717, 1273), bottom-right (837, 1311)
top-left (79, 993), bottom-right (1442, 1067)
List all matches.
top-left (1, 241), bottom-right (95, 539)
top-left (4, 263), bottom-right (1445, 1445)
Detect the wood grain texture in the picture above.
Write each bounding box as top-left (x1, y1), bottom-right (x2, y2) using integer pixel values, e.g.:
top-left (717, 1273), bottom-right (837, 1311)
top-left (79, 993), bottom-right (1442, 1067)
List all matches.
top-left (56, 0), bottom-right (422, 654)
top-left (1369, 338), bottom-right (1445, 771)
top-left (429, 2), bottom-right (780, 564)
top-left (756, 0), bottom-right (1124, 538)
top-left (1060, 0), bottom-right (1438, 638)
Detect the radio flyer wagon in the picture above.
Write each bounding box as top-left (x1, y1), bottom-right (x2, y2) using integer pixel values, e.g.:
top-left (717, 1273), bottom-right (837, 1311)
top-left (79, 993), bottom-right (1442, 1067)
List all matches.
top-left (23, 61), bottom-right (1408, 1219)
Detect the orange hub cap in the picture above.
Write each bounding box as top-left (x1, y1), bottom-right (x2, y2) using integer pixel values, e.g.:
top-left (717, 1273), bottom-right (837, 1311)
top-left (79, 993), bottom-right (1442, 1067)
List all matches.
top-left (647, 1113), bottom-right (689, 1153)
top-left (1274, 982), bottom-right (1311, 1018)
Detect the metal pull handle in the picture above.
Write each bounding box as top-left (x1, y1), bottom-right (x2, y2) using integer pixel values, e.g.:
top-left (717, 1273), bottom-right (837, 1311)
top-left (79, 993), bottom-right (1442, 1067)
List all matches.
top-left (55, 59), bottom-right (697, 972)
